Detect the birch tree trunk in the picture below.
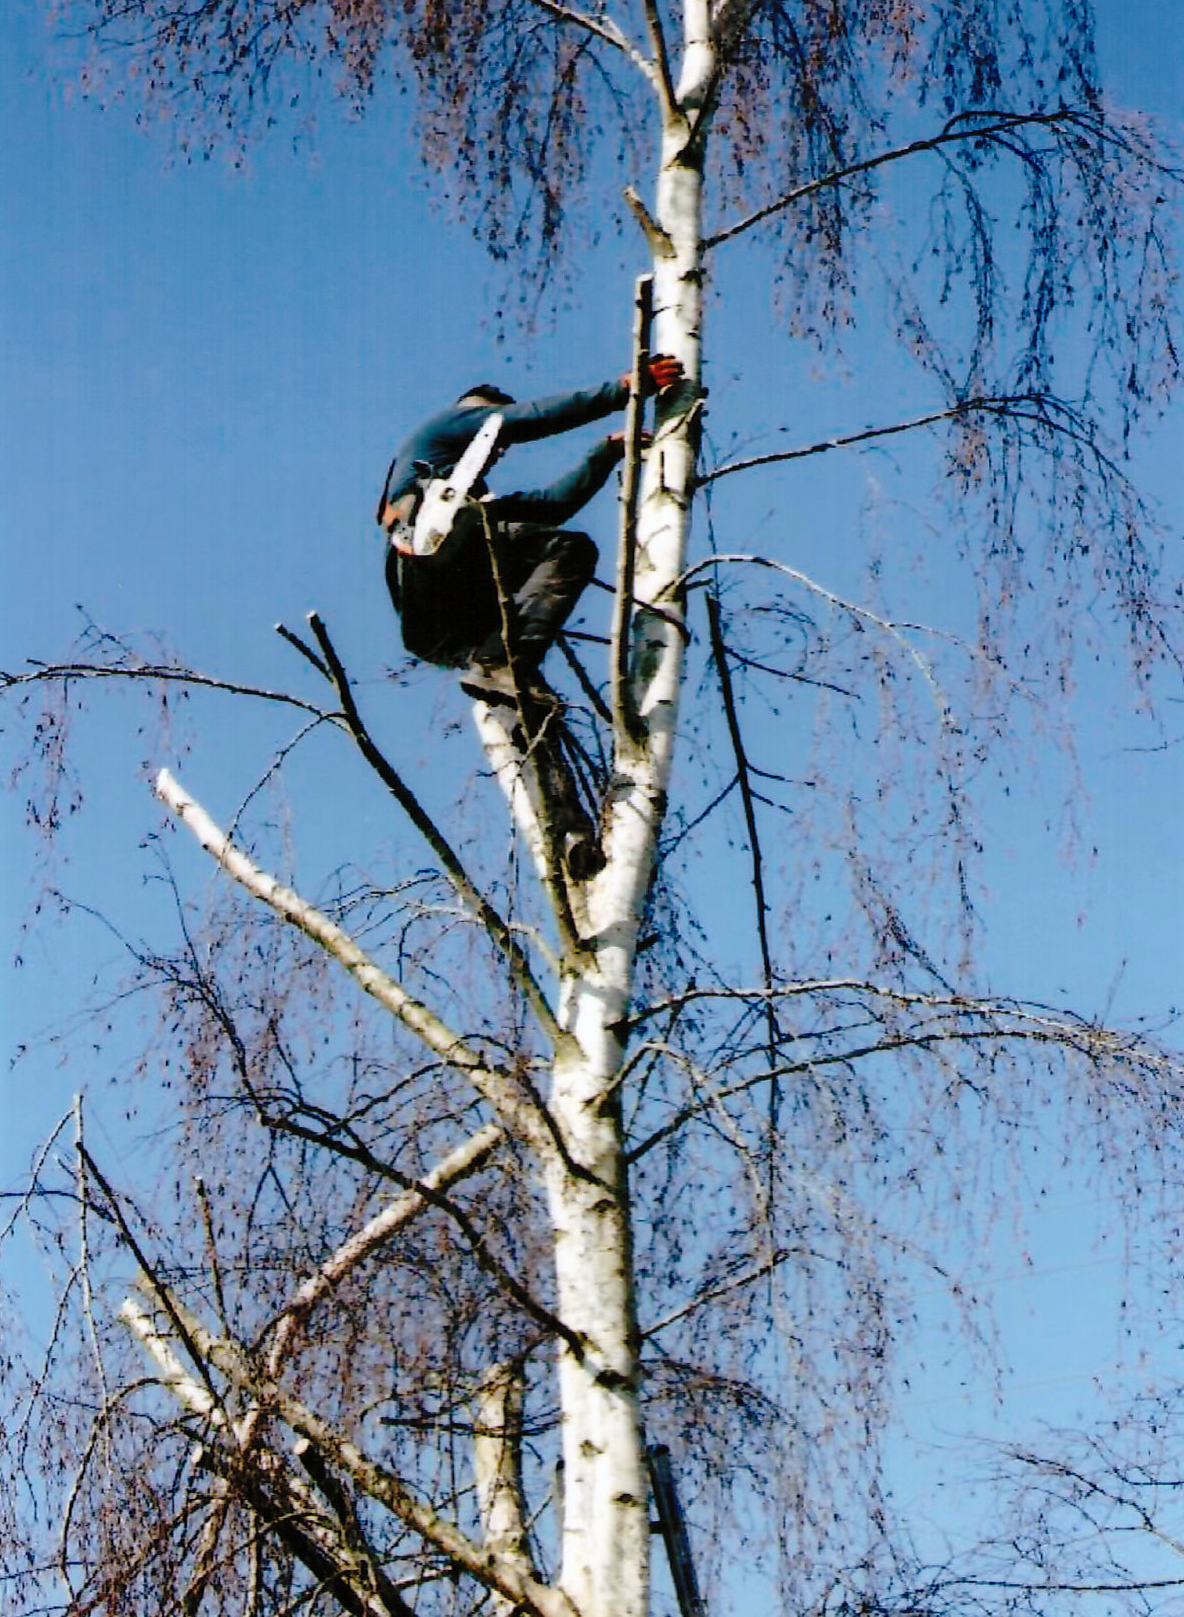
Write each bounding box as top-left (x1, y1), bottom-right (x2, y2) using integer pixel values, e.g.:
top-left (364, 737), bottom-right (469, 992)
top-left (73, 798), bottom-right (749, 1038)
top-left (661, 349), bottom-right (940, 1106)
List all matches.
top-left (541, 12), bottom-right (711, 1616)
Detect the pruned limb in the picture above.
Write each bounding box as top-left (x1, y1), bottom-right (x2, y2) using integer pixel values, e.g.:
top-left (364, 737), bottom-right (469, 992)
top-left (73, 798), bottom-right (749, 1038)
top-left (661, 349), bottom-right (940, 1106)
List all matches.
top-left (303, 612), bottom-right (563, 1042)
top-left (275, 620), bottom-right (331, 680)
top-left (473, 1361), bottom-right (537, 1612)
top-left (154, 768), bottom-right (560, 1156)
top-left (120, 1293), bottom-right (221, 1425)
top-left (613, 274), bottom-right (654, 749)
top-left (639, 0), bottom-right (677, 118)
top-left (266, 1121), bottom-right (504, 1377)
top-left (622, 187), bottom-right (675, 257)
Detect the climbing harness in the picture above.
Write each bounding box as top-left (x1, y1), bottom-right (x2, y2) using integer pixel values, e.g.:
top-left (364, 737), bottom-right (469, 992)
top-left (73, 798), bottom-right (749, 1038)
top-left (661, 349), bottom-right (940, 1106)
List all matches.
top-left (388, 412), bottom-right (505, 558)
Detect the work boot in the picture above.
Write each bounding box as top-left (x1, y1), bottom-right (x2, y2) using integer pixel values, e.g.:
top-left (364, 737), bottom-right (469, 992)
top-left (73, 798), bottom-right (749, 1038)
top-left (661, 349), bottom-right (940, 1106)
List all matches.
top-left (460, 660), bottom-right (560, 713)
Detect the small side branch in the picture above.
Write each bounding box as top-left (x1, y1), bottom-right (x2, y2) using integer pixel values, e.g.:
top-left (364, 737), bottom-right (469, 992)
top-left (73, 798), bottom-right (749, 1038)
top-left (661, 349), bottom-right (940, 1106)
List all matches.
top-left (704, 594), bottom-right (779, 1074)
top-left (704, 107), bottom-right (1095, 250)
top-left (154, 768), bottom-right (557, 1156)
top-left (639, 0), bottom-right (677, 117)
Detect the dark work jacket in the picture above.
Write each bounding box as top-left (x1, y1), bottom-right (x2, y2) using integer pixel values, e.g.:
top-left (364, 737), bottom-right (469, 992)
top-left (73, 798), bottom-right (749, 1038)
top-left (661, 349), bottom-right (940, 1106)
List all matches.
top-left (382, 379), bottom-right (628, 611)
top-left (379, 379), bottom-right (628, 511)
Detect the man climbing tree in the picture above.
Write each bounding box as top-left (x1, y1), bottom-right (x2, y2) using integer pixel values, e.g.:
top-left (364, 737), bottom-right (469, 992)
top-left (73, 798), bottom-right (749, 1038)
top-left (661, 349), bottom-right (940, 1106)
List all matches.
top-left (4, 2), bottom-right (1184, 1617)
top-left (377, 358), bottom-right (682, 707)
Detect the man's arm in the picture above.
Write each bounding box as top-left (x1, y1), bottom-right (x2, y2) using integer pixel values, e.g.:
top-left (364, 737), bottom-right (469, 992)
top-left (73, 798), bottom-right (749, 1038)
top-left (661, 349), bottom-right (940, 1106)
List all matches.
top-left (496, 382), bottom-right (629, 447)
top-left (496, 358), bottom-right (684, 448)
top-left (487, 437), bottom-right (625, 526)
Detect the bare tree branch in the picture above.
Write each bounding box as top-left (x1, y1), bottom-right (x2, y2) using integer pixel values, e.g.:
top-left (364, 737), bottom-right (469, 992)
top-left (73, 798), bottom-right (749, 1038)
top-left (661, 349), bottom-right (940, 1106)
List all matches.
top-left (703, 106), bottom-right (1107, 250)
top-left (520, 0), bottom-right (655, 82)
top-left (696, 392), bottom-right (1111, 485)
top-left (0, 658), bottom-right (328, 717)
top-left (154, 768), bottom-right (562, 1157)
top-left (130, 1286), bottom-right (578, 1617)
top-left (265, 1122), bottom-right (505, 1378)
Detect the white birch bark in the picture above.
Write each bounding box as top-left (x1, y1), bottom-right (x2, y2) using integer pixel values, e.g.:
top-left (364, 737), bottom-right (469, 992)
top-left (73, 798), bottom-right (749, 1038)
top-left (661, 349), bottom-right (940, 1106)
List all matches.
top-left (540, 7), bottom-right (711, 1615)
top-left (472, 1362), bottom-right (534, 1617)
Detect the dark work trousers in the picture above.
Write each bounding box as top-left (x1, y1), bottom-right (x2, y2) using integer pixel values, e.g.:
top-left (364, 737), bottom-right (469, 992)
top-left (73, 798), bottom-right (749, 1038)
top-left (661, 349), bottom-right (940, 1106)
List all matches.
top-left (388, 509), bottom-right (597, 672)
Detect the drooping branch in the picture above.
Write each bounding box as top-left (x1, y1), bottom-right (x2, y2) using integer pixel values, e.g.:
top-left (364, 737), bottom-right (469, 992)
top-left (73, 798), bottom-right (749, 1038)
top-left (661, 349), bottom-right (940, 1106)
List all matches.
top-left (154, 768), bottom-right (563, 1155)
top-left (703, 107), bottom-right (1111, 250)
top-left (625, 1004), bottom-right (1177, 1164)
top-left (704, 594), bottom-right (778, 1059)
top-left (129, 1283), bottom-right (578, 1617)
top-left (696, 392), bottom-right (1113, 486)
top-left (0, 657), bottom-right (328, 718)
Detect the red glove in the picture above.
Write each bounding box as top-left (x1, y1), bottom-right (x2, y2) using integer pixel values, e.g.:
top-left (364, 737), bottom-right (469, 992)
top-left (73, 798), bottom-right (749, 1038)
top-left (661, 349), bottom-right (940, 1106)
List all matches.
top-left (619, 354), bottom-right (685, 395)
top-left (646, 354), bottom-right (683, 393)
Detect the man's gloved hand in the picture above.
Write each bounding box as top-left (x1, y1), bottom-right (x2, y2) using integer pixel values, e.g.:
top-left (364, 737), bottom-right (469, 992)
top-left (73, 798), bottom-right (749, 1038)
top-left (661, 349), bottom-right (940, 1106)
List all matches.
top-left (606, 428), bottom-right (654, 454)
top-left (619, 354), bottom-right (684, 395)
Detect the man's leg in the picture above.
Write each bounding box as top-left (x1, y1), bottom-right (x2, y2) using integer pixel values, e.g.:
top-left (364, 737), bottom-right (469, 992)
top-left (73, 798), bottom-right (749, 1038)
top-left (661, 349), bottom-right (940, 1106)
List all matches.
top-left (469, 526), bottom-right (597, 675)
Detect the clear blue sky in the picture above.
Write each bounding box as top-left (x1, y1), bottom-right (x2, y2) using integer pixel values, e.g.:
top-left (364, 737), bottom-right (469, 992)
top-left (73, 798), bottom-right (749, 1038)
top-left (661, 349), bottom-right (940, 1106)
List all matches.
top-left (2, 0), bottom-right (1183, 1591)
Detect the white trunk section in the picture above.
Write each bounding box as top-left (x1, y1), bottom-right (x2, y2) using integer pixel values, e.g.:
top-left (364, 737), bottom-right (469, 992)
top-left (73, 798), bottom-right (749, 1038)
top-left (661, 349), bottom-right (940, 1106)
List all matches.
top-left (544, 17), bottom-right (708, 1617)
top-left (473, 1362), bottom-right (533, 1616)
